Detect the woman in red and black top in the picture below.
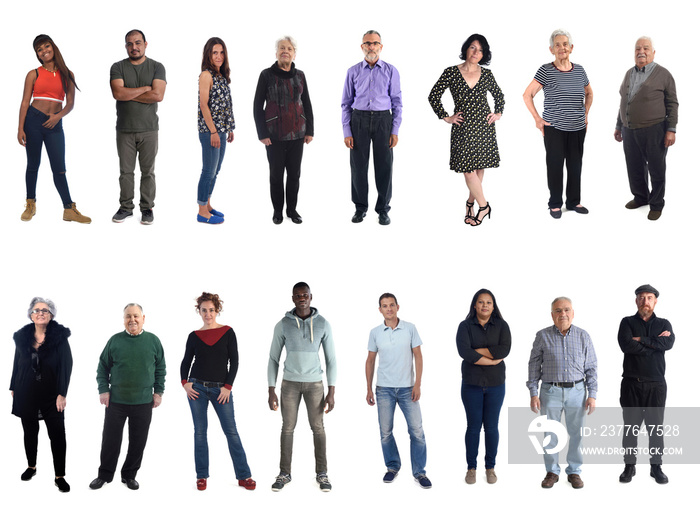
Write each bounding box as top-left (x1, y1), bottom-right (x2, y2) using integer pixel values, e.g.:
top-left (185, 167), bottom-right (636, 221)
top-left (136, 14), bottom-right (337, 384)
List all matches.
top-left (180, 292), bottom-right (256, 491)
top-left (17, 35), bottom-right (90, 223)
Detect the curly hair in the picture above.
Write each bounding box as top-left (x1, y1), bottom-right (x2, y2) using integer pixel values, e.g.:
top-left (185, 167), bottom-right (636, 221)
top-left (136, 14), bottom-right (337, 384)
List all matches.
top-left (196, 292), bottom-right (223, 313)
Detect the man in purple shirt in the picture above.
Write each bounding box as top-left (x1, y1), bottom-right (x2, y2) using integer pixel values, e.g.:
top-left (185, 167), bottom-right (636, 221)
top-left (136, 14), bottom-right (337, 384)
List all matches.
top-left (342, 30), bottom-right (402, 225)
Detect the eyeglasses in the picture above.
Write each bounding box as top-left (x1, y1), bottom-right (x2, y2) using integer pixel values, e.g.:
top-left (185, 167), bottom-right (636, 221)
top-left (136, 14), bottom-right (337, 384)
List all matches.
top-left (362, 41), bottom-right (382, 48)
top-left (31, 308), bottom-right (51, 315)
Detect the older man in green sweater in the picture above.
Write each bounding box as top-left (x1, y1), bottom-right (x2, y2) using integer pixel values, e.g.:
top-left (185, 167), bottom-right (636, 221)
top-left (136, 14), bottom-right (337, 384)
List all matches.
top-left (89, 303), bottom-right (166, 491)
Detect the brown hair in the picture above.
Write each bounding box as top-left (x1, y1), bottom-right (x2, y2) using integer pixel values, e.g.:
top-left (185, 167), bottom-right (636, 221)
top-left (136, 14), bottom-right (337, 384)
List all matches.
top-left (196, 292), bottom-right (223, 313)
top-left (32, 34), bottom-right (79, 93)
top-left (201, 37), bottom-right (231, 84)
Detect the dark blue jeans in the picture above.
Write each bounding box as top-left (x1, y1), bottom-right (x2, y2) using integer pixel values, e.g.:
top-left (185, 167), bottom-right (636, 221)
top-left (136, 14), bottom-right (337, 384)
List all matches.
top-left (461, 381), bottom-right (505, 469)
top-left (24, 106), bottom-right (73, 207)
top-left (188, 381), bottom-right (251, 479)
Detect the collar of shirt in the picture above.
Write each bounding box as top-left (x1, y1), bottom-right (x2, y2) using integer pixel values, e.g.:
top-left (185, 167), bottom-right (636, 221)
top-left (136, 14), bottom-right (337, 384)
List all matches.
top-left (467, 314), bottom-right (496, 328)
top-left (383, 317), bottom-right (401, 331)
top-left (362, 58), bottom-right (385, 70)
top-left (125, 329), bottom-right (145, 337)
top-left (634, 61), bottom-right (657, 74)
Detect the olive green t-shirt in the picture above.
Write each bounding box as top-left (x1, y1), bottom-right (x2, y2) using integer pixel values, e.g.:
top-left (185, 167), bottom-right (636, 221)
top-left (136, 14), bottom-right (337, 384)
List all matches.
top-left (110, 57), bottom-right (166, 132)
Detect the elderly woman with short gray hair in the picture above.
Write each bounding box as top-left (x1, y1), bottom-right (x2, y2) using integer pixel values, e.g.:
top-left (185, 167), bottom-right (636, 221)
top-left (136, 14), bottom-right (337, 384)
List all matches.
top-left (10, 297), bottom-right (73, 492)
top-left (523, 29), bottom-right (593, 219)
top-left (253, 36), bottom-right (314, 225)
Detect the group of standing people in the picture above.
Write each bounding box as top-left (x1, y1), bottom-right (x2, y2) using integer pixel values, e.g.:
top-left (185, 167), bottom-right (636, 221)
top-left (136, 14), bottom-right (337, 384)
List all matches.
top-left (10, 284), bottom-right (674, 492)
top-left (16, 29), bottom-right (677, 225)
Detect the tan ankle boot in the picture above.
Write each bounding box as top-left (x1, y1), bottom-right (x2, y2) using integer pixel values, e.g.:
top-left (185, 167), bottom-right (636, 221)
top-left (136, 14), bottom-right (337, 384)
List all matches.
top-left (21, 199), bottom-right (36, 221)
top-left (63, 203), bottom-right (92, 224)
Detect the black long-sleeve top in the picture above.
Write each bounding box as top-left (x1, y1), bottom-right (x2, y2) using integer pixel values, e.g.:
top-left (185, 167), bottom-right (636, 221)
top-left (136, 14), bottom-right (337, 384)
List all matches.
top-left (180, 326), bottom-right (239, 389)
top-left (456, 315), bottom-right (511, 386)
top-left (618, 312), bottom-right (674, 382)
top-left (10, 320), bottom-right (73, 419)
top-left (253, 62), bottom-right (314, 141)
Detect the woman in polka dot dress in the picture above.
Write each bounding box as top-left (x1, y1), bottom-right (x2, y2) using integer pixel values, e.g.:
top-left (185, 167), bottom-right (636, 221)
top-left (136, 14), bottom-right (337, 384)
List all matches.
top-left (429, 34), bottom-right (504, 226)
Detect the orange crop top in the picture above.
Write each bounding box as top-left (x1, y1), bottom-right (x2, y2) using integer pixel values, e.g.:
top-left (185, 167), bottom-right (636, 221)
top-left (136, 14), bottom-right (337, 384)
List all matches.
top-left (33, 66), bottom-right (65, 103)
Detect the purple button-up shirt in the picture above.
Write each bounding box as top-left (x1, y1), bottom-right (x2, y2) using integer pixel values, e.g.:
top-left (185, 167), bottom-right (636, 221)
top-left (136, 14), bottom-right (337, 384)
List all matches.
top-left (341, 59), bottom-right (403, 138)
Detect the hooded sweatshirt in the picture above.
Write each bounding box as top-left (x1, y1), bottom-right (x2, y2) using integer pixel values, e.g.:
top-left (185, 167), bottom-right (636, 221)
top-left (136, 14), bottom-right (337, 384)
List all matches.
top-left (268, 307), bottom-right (336, 386)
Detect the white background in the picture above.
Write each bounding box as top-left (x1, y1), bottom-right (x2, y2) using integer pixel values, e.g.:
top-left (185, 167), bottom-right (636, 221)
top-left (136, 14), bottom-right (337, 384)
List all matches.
top-left (1, 0), bottom-right (696, 520)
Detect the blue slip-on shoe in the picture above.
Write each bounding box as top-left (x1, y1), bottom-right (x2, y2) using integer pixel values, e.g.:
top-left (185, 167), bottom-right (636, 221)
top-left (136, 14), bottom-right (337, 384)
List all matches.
top-left (197, 214), bottom-right (224, 225)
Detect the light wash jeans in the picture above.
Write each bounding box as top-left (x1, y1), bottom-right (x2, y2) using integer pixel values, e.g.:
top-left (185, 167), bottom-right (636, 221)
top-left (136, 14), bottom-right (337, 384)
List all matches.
top-left (540, 381), bottom-right (586, 475)
top-left (197, 132), bottom-right (227, 205)
top-left (188, 381), bottom-right (252, 480)
top-left (280, 380), bottom-right (326, 475)
top-left (376, 386), bottom-right (427, 477)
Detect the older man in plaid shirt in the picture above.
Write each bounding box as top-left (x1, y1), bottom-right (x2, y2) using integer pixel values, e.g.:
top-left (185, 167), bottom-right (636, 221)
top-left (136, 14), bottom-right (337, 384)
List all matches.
top-left (527, 296), bottom-right (597, 490)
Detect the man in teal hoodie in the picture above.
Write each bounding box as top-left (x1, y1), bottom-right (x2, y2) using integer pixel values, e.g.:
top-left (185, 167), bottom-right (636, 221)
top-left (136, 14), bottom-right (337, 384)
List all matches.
top-left (268, 282), bottom-right (337, 492)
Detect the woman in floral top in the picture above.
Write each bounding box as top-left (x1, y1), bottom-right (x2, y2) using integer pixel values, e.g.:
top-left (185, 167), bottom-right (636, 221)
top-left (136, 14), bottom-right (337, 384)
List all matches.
top-left (197, 37), bottom-right (235, 224)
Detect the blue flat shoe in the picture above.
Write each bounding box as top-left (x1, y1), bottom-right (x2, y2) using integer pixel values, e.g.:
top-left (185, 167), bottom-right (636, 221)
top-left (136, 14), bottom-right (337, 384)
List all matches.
top-left (210, 209), bottom-right (224, 218)
top-left (197, 214), bottom-right (224, 224)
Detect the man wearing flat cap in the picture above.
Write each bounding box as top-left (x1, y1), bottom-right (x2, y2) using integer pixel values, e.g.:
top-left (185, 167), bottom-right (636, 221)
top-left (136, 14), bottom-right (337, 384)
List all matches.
top-left (617, 284), bottom-right (674, 484)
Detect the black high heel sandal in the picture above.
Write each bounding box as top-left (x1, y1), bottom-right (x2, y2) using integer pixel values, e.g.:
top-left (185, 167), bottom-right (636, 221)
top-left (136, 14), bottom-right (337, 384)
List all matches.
top-left (464, 201), bottom-right (475, 224)
top-left (471, 202), bottom-right (491, 226)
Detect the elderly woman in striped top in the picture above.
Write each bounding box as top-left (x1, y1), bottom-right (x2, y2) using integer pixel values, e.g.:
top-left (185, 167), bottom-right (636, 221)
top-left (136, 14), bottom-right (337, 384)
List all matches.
top-left (523, 29), bottom-right (593, 219)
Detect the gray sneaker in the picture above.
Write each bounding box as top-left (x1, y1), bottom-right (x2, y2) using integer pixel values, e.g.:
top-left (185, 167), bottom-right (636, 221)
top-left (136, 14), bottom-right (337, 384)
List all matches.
top-left (141, 209), bottom-right (154, 225)
top-left (271, 474), bottom-right (291, 492)
top-left (316, 472), bottom-right (332, 492)
top-left (112, 208), bottom-right (133, 223)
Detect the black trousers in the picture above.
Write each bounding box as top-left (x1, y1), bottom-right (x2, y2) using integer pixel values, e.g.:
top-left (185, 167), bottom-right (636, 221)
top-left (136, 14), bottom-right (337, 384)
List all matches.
top-left (622, 122), bottom-right (668, 211)
top-left (98, 401), bottom-right (153, 481)
top-left (266, 139), bottom-right (304, 218)
top-left (350, 110), bottom-right (393, 213)
top-left (21, 415), bottom-right (66, 476)
top-left (620, 378), bottom-right (667, 465)
top-left (543, 126), bottom-right (586, 209)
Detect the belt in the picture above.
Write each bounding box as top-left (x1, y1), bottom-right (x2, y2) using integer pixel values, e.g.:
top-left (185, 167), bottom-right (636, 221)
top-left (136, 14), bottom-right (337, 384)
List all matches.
top-left (545, 379), bottom-right (584, 388)
top-left (190, 378), bottom-right (223, 388)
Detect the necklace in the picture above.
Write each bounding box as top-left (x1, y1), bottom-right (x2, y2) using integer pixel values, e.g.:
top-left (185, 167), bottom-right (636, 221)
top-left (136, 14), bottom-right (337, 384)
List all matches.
top-left (41, 64), bottom-right (57, 77)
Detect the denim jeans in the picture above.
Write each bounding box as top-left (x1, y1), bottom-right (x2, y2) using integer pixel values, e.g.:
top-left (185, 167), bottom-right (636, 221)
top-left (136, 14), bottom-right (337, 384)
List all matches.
top-left (461, 382), bottom-right (505, 469)
top-left (197, 132), bottom-right (227, 206)
top-left (540, 381), bottom-right (586, 475)
top-left (24, 106), bottom-right (73, 207)
top-left (279, 380), bottom-right (326, 475)
top-left (188, 382), bottom-right (252, 479)
top-left (376, 386), bottom-right (427, 477)
top-left (116, 130), bottom-right (158, 211)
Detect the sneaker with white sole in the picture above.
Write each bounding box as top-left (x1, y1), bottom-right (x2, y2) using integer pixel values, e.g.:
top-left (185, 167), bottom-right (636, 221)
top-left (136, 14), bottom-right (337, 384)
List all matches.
top-left (316, 472), bottom-right (332, 492)
top-left (271, 474), bottom-right (291, 492)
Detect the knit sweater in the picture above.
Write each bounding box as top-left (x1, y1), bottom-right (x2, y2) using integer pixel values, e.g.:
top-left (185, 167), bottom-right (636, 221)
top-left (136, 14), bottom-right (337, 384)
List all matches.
top-left (268, 307), bottom-right (336, 386)
top-left (616, 63), bottom-right (678, 130)
top-left (180, 326), bottom-right (238, 389)
top-left (97, 330), bottom-right (166, 405)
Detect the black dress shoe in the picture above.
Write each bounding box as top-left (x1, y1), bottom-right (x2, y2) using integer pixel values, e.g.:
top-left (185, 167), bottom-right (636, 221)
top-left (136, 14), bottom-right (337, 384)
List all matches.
top-left (549, 208), bottom-right (562, 219)
top-left (650, 464), bottom-right (668, 484)
top-left (89, 477), bottom-right (107, 489)
top-left (272, 215), bottom-right (283, 225)
top-left (378, 212), bottom-right (391, 225)
top-left (567, 205), bottom-right (589, 214)
top-left (21, 467), bottom-right (36, 481)
top-left (619, 464), bottom-right (636, 483)
top-left (288, 212), bottom-right (303, 224)
top-left (55, 477), bottom-right (71, 492)
top-left (122, 478), bottom-right (140, 490)
top-left (352, 211), bottom-right (366, 223)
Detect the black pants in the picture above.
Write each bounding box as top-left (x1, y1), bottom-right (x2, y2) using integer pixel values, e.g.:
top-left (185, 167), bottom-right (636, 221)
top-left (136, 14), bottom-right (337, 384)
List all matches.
top-left (98, 401), bottom-right (153, 481)
top-left (543, 126), bottom-right (586, 209)
top-left (350, 110), bottom-right (393, 213)
top-left (21, 415), bottom-right (66, 476)
top-left (266, 139), bottom-right (304, 218)
top-left (622, 122), bottom-right (668, 211)
top-left (620, 378), bottom-right (667, 465)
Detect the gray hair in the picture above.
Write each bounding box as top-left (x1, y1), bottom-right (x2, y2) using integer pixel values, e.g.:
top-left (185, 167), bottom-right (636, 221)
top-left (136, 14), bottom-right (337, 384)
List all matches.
top-left (364, 29), bottom-right (381, 39)
top-left (551, 296), bottom-right (573, 309)
top-left (27, 297), bottom-right (57, 320)
top-left (636, 36), bottom-right (654, 50)
top-left (549, 29), bottom-right (572, 47)
top-left (275, 35), bottom-right (297, 52)
top-left (123, 303), bottom-right (144, 314)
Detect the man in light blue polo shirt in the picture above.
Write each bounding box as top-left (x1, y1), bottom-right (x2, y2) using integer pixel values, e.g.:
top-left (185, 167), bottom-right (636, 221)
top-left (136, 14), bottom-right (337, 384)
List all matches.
top-left (365, 293), bottom-right (431, 488)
